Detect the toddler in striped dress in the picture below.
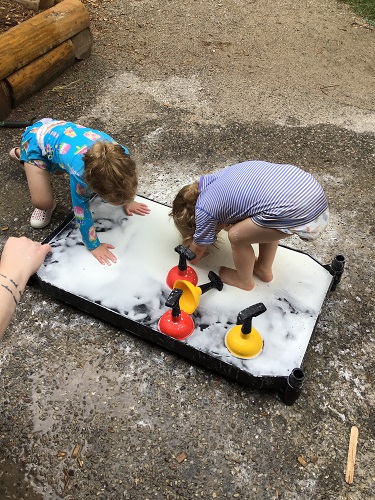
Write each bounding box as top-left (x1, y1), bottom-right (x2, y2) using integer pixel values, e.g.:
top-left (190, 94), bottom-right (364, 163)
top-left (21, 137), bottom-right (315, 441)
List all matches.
top-left (171, 161), bottom-right (329, 290)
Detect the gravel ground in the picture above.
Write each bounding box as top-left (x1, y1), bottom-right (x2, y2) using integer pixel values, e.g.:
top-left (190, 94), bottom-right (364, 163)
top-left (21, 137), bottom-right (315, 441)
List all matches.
top-left (0, 1), bottom-right (374, 499)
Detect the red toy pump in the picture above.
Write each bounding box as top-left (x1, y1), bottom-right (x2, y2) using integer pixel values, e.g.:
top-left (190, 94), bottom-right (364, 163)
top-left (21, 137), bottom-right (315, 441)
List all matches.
top-left (158, 288), bottom-right (195, 340)
top-left (166, 245), bottom-right (198, 289)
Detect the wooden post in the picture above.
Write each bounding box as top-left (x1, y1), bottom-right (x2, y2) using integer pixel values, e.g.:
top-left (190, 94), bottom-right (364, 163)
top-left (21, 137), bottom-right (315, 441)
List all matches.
top-left (6, 41), bottom-right (76, 106)
top-left (0, 0), bottom-right (90, 81)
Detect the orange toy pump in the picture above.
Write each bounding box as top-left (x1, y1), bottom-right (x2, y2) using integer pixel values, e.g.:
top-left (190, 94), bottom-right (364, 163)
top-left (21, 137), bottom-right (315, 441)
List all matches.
top-left (225, 303), bottom-right (267, 359)
top-left (158, 288), bottom-right (195, 340)
top-left (166, 245), bottom-right (198, 289)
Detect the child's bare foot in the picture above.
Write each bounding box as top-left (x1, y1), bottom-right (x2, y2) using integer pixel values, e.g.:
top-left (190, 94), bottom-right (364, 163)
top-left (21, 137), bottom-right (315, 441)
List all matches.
top-left (253, 263), bottom-right (273, 283)
top-left (219, 266), bottom-right (255, 291)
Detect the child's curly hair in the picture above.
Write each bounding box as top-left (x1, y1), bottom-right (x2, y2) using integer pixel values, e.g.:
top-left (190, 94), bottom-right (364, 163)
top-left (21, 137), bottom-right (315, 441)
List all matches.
top-left (170, 181), bottom-right (199, 246)
top-left (84, 141), bottom-right (137, 205)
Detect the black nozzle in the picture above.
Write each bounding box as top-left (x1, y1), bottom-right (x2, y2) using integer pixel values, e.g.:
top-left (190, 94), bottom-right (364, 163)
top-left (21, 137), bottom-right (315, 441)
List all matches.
top-left (280, 368), bottom-right (305, 406)
top-left (325, 254), bottom-right (346, 291)
top-left (288, 368), bottom-right (305, 390)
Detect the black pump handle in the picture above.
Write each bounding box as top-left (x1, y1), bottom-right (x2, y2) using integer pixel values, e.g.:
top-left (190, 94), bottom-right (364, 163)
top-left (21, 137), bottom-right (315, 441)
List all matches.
top-left (199, 271), bottom-right (224, 294)
top-left (175, 245), bottom-right (196, 271)
top-left (165, 288), bottom-right (183, 317)
top-left (237, 303), bottom-right (267, 334)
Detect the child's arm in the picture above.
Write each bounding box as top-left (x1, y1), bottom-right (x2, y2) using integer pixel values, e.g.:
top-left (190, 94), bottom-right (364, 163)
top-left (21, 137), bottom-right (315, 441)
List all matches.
top-left (70, 177), bottom-right (117, 266)
top-left (124, 200), bottom-right (150, 216)
top-left (188, 242), bottom-right (208, 264)
top-left (78, 211), bottom-right (117, 266)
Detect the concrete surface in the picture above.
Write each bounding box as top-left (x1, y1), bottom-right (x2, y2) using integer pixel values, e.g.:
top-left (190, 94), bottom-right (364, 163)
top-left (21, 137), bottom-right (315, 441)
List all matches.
top-left (0, 0), bottom-right (374, 499)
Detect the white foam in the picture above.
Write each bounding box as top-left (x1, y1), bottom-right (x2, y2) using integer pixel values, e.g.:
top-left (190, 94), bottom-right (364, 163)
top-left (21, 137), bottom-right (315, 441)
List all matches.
top-left (37, 196), bottom-right (332, 377)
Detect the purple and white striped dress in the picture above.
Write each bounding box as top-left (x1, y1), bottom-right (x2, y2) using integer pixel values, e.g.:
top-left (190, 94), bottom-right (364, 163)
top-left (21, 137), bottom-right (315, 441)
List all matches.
top-left (194, 161), bottom-right (328, 245)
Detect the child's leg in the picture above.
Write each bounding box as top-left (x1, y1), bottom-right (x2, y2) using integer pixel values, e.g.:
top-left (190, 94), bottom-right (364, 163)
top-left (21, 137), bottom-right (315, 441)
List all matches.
top-left (220, 219), bottom-right (289, 290)
top-left (253, 241), bottom-right (280, 283)
top-left (24, 162), bottom-right (54, 210)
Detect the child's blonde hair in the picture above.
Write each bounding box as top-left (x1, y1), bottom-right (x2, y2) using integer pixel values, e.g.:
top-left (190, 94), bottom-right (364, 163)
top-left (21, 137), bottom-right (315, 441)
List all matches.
top-left (170, 181), bottom-right (199, 246)
top-left (84, 141), bottom-right (137, 205)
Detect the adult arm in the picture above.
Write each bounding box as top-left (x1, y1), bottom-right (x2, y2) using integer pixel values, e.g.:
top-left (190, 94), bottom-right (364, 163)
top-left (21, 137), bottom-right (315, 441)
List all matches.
top-left (0, 237), bottom-right (51, 339)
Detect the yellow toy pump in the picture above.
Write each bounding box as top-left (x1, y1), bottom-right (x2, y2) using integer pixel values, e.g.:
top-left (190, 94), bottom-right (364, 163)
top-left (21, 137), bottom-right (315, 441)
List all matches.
top-left (225, 303), bottom-right (267, 359)
top-left (174, 271), bottom-right (223, 314)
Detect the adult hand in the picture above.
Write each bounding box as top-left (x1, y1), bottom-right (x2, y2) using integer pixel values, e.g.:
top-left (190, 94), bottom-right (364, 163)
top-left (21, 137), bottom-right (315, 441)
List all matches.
top-left (124, 201), bottom-right (151, 216)
top-left (0, 237), bottom-right (51, 338)
top-left (0, 236), bottom-right (51, 286)
top-left (90, 243), bottom-right (117, 266)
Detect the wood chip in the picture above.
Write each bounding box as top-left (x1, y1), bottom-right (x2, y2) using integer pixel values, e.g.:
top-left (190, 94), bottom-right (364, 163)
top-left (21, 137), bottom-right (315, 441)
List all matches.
top-left (176, 451), bottom-right (187, 463)
top-left (345, 426), bottom-right (359, 484)
top-left (71, 443), bottom-right (80, 458)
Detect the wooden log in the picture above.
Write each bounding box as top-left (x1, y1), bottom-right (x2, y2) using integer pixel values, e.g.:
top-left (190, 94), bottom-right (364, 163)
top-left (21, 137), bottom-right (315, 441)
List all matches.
top-left (0, 81), bottom-right (12, 120)
top-left (0, 0), bottom-right (90, 81)
top-left (13, 1), bottom-right (62, 11)
top-left (71, 28), bottom-right (93, 60)
top-left (6, 41), bottom-right (76, 107)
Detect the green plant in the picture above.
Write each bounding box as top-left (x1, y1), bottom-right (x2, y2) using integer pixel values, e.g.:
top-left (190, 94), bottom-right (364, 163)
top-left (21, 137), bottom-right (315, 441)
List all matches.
top-left (339, 0), bottom-right (375, 24)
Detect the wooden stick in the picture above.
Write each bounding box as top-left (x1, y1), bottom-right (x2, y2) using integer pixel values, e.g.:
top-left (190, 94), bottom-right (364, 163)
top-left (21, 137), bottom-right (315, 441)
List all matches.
top-left (71, 443), bottom-right (81, 459)
top-left (345, 425), bottom-right (359, 484)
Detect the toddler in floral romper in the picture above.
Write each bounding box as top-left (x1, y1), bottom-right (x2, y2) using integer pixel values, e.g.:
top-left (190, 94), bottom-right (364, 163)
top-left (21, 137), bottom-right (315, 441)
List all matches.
top-left (10, 118), bottom-right (150, 265)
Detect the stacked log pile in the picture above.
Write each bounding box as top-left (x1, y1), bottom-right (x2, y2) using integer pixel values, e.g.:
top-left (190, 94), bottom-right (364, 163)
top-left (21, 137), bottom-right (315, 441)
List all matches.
top-left (0, 0), bottom-right (92, 119)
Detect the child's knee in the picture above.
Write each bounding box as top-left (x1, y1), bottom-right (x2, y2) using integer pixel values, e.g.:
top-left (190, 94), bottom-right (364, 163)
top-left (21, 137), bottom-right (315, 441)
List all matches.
top-left (228, 225), bottom-right (245, 245)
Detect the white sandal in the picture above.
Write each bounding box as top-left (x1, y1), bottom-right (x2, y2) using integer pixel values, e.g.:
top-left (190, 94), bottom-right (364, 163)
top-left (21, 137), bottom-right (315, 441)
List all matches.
top-left (30, 201), bottom-right (57, 229)
top-left (9, 147), bottom-right (21, 162)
